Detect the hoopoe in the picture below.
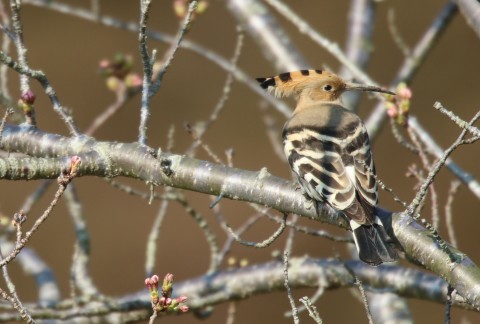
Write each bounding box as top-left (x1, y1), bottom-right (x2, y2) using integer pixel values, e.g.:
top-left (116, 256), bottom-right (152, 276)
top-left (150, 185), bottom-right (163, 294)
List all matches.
top-left (257, 69), bottom-right (398, 266)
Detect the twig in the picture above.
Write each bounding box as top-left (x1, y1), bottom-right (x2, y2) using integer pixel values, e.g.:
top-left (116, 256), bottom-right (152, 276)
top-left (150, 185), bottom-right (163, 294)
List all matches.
top-left (174, 192), bottom-right (220, 273)
top-left (185, 26), bottom-right (244, 157)
top-left (339, 0), bottom-right (376, 111)
top-left (85, 87), bottom-right (128, 136)
top-left (226, 301), bottom-right (237, 324)
top-left (299, 296), bottom-right (323, 323)
top-left (185, 123), bottom-right (224, 164)
top-left (64, 185), bottom-right (99, 298)
top-left (0, 50), bottom-right (79, 135)
top-left (0, 107), bottom-right (13, 143)
top-left (220, 212), bottom-right (287, 248)
top-left (138, 0), bottom-right (154, 145)
top-left (445, 180), bottom-right (461, 248)
top-left (0, 0), bottom-right (11, 101)
top-left (216, 214), bottom-right (262, 265)
top-left (454, 0), bottom-right (480, 40)
top-left (265, 0), bottom-right (375, 83)
top-left (0, 156), bottom-right (80, 268)
top-left (409, 116), bottom-right (480, 199)
top-left (354, 277), bottom-right (373, 324)
top-left (406, 124), bottom-right (440, 227)
top-left (387, 8), bottom-right (411, 56)
top-left (283, 214), bottom-right (297, 256)
top-left (145, 195), bottom-right (170, 276)
top-left (389, 118), bottom-right (419, 154)
top-left (408, 112), bottom-right (480, 217)
top-left (20, 180), bottom-right (52, 214)
top-left (0, 247), bottom-right (34, 323)
top-left (262, 210), bottom-right (353, 243)
top-left (260, 105), bottom-right (285, 161)
top-left (9, 0), bottom-right (36, 125)
top-left (434, 101), bottom-right (480, 137)
top-left (445, 285), bottom-right (454, 324)
top-left (166, 124), bottom-right (175, 151)
top-left (149, 0), bottom-right (198, 96)
top-left (366, 2), bottom-right (457, 138)
top-left (283, 251), bottom-right (299, 324)
top-left (227, 0), bottom-right (307, 71)
top-left (285, 282), bottom-right (325, 318)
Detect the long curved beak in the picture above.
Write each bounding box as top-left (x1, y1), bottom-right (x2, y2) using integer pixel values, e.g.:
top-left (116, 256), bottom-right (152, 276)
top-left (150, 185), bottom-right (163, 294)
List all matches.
top-left (345, 82), bottom-right (396, 95)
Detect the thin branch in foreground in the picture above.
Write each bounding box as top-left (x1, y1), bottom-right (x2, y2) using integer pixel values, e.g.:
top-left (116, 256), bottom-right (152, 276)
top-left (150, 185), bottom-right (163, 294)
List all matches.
top-left (406, 123), bottom-right (440, 228)
top-left (299, 296), bottom-right (323, 323)
top-left (285, 282), bottom-right (325, 319)
top-left (389, 118), bottom-right (419, 154)
top-left (217, 209), bottom-right (287, 248)
top-left (85, 85), bottom-right (128, 136)
top-left (0, 247), bottom-right (34, 323)
top-left (0, 107), bottom-right (13, 143)
top-left (434, 101), bottom-right (480, 137)
top-left (216, 214), bottom-right (262, 266)
top-left (0, 50), bottom-right (79, 135)
top-left (354, 277), bottom-right (373, 324)
top-left (185, 123), bottom-right (224, 164)
top-left (0, 156), bottom-right (81, 268)
top-left (283, 251), bottom-right (299, 324)
top-left (408, 112), bottom-right (480, 217)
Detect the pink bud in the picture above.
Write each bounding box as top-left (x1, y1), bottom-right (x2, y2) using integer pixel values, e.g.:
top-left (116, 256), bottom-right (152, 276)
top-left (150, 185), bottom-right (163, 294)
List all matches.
top-left (387, 107), bottom-right (398, 118)
top-left (99, 59), bottom-right (111, 69)
top-left (145, 278), bottom-right (151, 289)
top-left (125, 73), bottom-right (142, 88)
top-left (176, 296), bottom-right (188, 303)
top-left (165, 273), bottom-right (174, 282)
top-left (179, 305), bottom-right (189, 312)
top-left (151, 275), bottom-right (159, 285)
top-left (398, 87), bottom-right (412, 100)
top-left (21, 89), bottom-right (36, 105)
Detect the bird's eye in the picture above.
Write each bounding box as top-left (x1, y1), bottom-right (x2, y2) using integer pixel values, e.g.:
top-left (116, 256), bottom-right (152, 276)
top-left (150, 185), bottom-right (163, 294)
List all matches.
top-left (323, 84), bottom-right (333, 91)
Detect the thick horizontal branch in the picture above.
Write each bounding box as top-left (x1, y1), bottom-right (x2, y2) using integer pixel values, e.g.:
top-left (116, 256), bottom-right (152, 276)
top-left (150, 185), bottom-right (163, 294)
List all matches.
top-left (1, 124), bottom-right (480, 309)
top-left (0, 258), bottom-right (474, 322)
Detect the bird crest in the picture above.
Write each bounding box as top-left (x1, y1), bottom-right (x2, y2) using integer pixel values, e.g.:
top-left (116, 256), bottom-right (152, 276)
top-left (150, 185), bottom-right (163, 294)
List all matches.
top-left (256, 70), bottom-right (394, 102)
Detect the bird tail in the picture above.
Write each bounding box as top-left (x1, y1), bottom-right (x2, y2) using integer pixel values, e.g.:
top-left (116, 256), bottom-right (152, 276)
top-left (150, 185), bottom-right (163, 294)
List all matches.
top-left (350, 219), bottom-right (398, 266)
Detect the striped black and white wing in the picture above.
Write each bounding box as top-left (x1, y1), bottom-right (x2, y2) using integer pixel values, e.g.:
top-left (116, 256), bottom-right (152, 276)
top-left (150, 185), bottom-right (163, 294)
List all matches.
top-left (347, 125), bottom-right (378, 220)
top-left (283, 127), bottom-right (357, 212)
top-left (283, 112), bottom-right (377, 225)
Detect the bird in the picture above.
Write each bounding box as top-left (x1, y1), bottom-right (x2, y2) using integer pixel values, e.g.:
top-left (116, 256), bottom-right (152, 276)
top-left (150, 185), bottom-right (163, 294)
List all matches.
top-left (256, 69), bottom-right (398, 266)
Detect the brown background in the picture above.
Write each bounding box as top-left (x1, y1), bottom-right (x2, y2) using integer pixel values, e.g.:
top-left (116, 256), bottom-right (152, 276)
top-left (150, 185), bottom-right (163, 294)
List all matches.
top-left (1, 0), bottom-right (479, 323)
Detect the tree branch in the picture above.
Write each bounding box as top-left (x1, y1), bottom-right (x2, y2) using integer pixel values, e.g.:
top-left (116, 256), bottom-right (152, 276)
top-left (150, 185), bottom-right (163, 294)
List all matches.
top-left (1, 124), bottom-right (480, 309)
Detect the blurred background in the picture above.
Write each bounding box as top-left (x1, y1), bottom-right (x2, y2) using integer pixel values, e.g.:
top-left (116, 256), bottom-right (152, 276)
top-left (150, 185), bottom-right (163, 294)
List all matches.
top-left (0, 0), bottom-right (479, 322)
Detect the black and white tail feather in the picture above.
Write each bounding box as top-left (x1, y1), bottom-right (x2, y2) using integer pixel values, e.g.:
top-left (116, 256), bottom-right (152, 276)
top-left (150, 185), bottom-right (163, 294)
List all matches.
top-left (257, 69), bottom-right (398, 266)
